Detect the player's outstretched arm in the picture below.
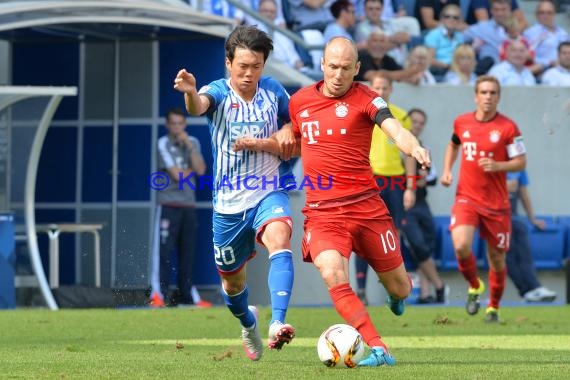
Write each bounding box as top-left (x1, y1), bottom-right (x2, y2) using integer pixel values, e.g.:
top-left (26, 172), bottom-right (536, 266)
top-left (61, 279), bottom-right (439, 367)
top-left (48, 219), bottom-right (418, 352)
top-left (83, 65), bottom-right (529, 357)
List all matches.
top-left (381, 118), bottom-right (431, 168)
top-left (173, 69), bottom-right (210, 116)
top-left (440, 141), bottom-right (459, 187)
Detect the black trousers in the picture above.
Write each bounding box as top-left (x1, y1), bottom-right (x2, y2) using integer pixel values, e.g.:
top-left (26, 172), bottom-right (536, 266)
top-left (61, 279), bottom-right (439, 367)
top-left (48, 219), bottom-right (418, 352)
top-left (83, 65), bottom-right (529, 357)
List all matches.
top-left (158, 205), bottom-right (197, 304)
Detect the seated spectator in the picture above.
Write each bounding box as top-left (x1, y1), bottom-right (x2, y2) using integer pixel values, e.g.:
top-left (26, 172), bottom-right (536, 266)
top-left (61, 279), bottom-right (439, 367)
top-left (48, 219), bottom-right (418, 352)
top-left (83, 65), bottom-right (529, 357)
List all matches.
top-left (243, 0), bottom-right (287, 27)
top-left (489, 39), bottom-right (536, 85)
top-left (257, 0), bottom-right (323, 80)
top-left (498, 16), bottom-right (541, 75)
top-left (424, 4), bottom-right (465, 77)
top-left (523, 0), bottom-right (569, 76)
top-left (463, 0), bottom-right (511, 75)
top-left (444, 44), bottom-right (478, 84)
top-left (541, 41), bottom-right (570, 86)
top-left (356, 28), bottom-right (424, 81)
top-left (415, 0), bottom-right (465, 31)
top-left (323, 0), bottom-right (357, 41)
top-left (404, 45), bottom-right (437, 84)
top-left (355, 0), bottom-right (419, 65)
top-left (287, 0), bottom-right (334, 69)
top-left (464, 0), bottom-right (527, 30)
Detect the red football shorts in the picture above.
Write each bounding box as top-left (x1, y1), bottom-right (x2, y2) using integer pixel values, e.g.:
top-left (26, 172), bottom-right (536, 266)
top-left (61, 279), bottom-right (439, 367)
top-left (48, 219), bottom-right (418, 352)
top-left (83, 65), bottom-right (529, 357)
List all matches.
top-left (451, 201), bottom-right (511, 251)
top-left (302, 194), bottom-right (403, 273)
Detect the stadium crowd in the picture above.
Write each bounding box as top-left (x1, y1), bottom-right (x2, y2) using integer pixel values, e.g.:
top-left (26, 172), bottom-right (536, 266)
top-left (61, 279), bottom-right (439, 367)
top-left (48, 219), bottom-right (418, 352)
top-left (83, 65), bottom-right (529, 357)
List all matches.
top-left (191, 0), bottom-right (569, 85)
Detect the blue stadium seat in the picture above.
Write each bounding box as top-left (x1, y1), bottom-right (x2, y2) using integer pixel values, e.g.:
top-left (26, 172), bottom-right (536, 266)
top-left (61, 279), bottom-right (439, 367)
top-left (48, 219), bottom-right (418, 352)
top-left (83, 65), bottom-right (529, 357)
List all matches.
top-left (434, 216), bottom-right (481, 270)
top-left (527, 216), bottom-right (565, 269)
top-left (556, 216), bottom-right (570, 260)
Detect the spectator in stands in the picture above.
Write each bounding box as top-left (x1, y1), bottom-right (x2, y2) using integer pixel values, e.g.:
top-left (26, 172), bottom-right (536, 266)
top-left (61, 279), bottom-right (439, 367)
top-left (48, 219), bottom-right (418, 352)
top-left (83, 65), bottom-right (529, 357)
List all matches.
top-left (507, 170), bottom-right (557, 302)
top-left (415, 0), bottom-right (465, 31)
top-left (257, 0), bottom-right (323, 80)
top-left (523, 0), bottom-right (569, 77)
top-left (541, 41), bottom-right (570, 86)
top-left (356, 28), bottom-right (424, 81)
top-left (401, 108), bottom-right (448, 304)
top-left (355, 0), bottom-right (418, 65)
top-left (323, 0), bottom-right (357, 41)
top-left (463, 0), bottom-right (512, 75)
top-left (404, 45), bottom-right (437, 84)
top-left (489, 39), bottom-right (536, 85)
top-left (444, 44), bottom-right (478, 84)
top-left (286, 0), bottom-right (334, 71)
top-left (464, 0), bottom-right (527, 30)
top-left (354, 73), bottom-right (415, 305)
top-left (424, 4), bottom-right (465, 78)
top-left (244, 0), bottom-right (287, 27)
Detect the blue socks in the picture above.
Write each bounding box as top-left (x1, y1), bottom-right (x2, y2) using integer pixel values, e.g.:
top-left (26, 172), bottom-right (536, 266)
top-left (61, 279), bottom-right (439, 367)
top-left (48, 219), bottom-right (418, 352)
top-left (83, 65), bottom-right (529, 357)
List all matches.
top-left (268, 250), bottom-right (294, 324)
top-left (222, 286), bottom-right (255, 328)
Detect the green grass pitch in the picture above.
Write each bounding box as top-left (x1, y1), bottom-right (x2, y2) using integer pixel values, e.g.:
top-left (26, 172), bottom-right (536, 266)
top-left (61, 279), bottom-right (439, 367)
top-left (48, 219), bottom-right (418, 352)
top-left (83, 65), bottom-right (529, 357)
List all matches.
top-left (0, 305), bottom-right (569, 379)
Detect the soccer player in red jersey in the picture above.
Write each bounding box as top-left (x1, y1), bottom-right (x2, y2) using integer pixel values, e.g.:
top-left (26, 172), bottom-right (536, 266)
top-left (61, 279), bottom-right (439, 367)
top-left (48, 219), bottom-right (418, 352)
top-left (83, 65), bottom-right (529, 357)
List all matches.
top-left (234, 37), bottom-right (430, 367)
top-left (440, 75), bottom-right (527, 323)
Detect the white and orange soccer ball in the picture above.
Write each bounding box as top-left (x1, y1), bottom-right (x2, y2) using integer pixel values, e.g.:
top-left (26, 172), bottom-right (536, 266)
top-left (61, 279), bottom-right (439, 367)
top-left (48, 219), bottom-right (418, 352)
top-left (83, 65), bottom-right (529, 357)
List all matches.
top-left (317, 324), bottom-right (365, 368)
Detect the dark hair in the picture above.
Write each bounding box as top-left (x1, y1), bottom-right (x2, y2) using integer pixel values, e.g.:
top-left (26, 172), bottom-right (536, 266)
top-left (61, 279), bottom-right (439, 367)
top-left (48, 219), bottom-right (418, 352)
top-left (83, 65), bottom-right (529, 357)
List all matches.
top-left (166, 107), bottom-right (186, 121)
top-left (225, 25), bottom-right (273, 63)
top-left (558, 41), bottom-right (570, 53)
top-left (330, 0), bottom-right (353, 19)
top-left (407, 108), bottom-right (427, 121)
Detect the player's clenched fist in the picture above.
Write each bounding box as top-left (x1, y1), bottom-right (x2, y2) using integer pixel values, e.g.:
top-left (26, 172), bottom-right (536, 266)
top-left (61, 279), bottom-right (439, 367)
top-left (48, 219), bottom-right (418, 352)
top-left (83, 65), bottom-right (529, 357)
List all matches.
top-left (440, 172), bottom-right (453, 187)
top-left (173, 69), bottom-right (197, 94)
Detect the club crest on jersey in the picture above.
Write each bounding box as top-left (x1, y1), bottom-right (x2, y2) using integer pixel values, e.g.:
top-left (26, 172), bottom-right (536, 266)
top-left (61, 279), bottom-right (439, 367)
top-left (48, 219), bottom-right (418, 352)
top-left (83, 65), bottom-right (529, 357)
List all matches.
top-left (335, 102), bottom-right (349, 118)
top-left (229, 121), bottom-right (265, 141)
top-left (489, 130), bottom-right (501, 143)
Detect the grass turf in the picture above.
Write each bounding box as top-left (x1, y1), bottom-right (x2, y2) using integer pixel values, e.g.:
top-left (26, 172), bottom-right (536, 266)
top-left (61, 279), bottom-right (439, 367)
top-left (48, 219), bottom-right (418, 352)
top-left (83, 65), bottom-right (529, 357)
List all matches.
top-left (0, 305), bottom-right (569, 379)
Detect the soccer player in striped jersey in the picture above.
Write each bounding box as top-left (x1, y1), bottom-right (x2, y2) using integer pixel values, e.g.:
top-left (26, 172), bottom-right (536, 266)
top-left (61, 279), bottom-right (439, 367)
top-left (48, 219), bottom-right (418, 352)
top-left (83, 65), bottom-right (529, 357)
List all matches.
top-left (173, 26), bottom-right (296, 361)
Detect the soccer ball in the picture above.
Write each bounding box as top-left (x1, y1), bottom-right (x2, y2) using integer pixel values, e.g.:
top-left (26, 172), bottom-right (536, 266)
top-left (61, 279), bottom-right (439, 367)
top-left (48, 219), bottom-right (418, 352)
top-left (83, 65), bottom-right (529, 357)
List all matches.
top-left (317, 324), bottom-right (365, 368)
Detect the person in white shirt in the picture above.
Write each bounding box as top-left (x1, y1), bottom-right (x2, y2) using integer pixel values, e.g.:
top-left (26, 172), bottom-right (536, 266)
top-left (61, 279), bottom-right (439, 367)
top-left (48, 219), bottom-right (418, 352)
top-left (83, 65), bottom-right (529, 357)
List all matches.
top-left (523, 0), bottom-right (569, 75)
top-left (541, 41), bottom-right (570, 86)
top-left (489, 39), bottom-right (536, 85)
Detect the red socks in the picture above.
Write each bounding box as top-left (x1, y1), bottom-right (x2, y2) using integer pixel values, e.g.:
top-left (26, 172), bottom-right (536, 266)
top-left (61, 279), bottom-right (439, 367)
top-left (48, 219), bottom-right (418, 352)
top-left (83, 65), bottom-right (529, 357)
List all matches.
top-left (328, 283), bottom-right (386, 349)
top-left (457, 254), bottom-right (480, 289)
top-left (488, 268), bottom-right (506, 309)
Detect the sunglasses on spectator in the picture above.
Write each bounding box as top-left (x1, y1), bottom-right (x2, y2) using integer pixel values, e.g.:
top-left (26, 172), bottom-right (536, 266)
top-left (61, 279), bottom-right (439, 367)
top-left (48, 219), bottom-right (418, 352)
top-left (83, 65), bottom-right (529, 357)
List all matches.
top-left (443, 14), bottom-right (461, 20)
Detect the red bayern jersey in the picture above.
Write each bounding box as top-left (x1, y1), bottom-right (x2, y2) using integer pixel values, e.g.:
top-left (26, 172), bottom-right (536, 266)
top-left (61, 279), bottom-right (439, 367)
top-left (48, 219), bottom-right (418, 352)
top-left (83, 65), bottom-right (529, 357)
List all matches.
top-left (291, 81), bottom-right (387, 204)
top-left (453, 112), bottom-right (523, 211)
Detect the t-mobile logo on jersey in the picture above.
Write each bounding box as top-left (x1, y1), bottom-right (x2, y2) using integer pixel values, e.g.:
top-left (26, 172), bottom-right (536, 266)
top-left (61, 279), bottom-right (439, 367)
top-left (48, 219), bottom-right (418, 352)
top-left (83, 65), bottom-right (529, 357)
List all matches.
top-left (301, 121), bottom-right (320, 144)
top-left (463, 142), bottom-right (477, 161)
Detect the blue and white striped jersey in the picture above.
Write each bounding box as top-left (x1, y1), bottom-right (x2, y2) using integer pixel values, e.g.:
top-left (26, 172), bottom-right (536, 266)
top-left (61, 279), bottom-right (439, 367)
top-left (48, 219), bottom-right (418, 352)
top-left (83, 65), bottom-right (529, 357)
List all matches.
top-left (199, 76), bottom-right (293, 214)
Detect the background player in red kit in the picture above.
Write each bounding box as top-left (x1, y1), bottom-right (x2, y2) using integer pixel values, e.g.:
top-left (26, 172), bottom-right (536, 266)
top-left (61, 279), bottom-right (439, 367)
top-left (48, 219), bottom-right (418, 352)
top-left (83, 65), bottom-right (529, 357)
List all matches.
top-left (440, 75), bottom-right (527, 323)
top-left (234, 37), bottom-right (430, 367)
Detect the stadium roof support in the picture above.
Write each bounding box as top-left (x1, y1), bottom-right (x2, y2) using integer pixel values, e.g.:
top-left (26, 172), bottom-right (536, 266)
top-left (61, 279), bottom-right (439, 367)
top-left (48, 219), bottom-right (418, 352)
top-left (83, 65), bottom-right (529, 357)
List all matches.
top-left (0, 0), bottom-right (234, 41)
top-left (0, 86), bottom-right (77, 311)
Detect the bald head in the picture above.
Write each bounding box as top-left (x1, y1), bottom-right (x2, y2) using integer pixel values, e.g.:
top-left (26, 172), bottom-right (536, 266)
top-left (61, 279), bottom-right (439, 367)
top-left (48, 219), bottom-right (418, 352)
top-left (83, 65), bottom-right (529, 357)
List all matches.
top-left (324, 37), bottom-right (358, 65)
top-left (320, 37), bottom-right (360, 97)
